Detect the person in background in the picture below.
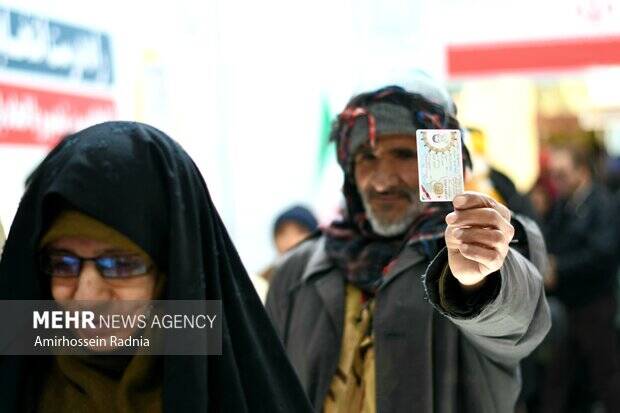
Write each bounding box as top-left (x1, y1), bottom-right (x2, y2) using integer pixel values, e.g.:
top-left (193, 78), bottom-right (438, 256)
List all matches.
top-left (273, 205), bottom-right (319, 255)
top-left (0, 121), bottom-right (313, 413)
top-left (254, 205), bottom-right (319, 301)
top-left (265, 85), bottom-right (551, 412)
top-left (529, 149), bottom-right (559, 222)
top-left (516, 148), bottom-right (569, 413)
top-left (543, 142), bottom-right (620, 412)
top-left (529, 177), bottom-right (557, 222)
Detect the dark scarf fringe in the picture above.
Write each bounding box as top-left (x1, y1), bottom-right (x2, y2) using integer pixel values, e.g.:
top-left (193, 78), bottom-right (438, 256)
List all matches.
top-left (324, 205), bottom-right (450, 295)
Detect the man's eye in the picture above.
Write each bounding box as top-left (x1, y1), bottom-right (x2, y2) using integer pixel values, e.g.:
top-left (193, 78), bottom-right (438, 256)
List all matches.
top-left (357, 152), bottom-right (376, 162)
top-left (394, 150), bottom-right (417, 160)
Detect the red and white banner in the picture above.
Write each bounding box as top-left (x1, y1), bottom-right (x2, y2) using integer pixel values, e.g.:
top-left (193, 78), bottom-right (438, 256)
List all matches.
top-left (0, 82), bottom-right (116, 147)
top-left (448, 35), bottom-right (620, 77)
top-left (444, 0), bottom-right (620, 77)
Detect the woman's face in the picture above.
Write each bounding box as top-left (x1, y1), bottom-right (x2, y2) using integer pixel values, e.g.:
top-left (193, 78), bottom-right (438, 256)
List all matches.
top-left (47, 236), bottom-right (157, 301)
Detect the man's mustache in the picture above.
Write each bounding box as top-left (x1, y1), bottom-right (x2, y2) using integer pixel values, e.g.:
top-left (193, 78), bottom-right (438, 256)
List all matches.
top-left (366, 187), bottom-right (417, 201)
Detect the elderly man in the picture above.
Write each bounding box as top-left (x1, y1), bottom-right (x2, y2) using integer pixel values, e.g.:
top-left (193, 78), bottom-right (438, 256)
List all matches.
top-left (266, 86), bottom-right (551, 412)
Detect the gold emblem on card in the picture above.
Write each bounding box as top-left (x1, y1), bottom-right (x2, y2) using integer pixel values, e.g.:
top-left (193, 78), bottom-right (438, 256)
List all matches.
top-left (422, 131), bottom-right (458, 154)
top-left (432, 182), bottom-right (444, 195)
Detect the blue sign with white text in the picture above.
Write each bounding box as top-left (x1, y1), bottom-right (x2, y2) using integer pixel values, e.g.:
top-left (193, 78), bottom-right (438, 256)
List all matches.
top-left (0, 7), bottom-right (114, 85)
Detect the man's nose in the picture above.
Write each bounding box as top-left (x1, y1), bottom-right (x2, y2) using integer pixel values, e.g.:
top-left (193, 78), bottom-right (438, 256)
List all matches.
top-left (73, 261), bottom-right (112, 300)
top-left (370, 162), bottom-right (399, 191)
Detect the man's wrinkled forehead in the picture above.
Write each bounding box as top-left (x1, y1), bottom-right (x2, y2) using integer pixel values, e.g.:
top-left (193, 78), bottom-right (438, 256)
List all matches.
top-left (353, 133), bottom-right (417, 156)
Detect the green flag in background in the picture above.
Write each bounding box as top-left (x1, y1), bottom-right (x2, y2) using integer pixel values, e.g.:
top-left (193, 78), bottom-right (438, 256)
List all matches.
top-left (316, 95), bottom-right (334, 181)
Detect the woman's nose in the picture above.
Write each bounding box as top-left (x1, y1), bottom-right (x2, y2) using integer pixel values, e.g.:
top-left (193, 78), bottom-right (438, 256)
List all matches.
top-left (72, 261), bottom-right (112, 300)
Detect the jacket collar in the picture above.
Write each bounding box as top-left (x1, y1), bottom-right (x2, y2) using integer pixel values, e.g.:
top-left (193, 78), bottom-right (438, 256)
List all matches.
top-left (298, 235), bottom-right (430, 337)
top-left (301, 237), bottom-right (334, 282)
top-left (301, 235), bottom-right (428, 288)
top-left (298, 237), bottom-right (343, 335)
top-left (379, 243), bottom-right (426, 290)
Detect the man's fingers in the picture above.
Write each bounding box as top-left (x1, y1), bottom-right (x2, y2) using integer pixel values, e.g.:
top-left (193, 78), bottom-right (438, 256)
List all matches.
top-left (446, 192), bottom-right (514, 278)
top-left (458, 243), bottom-right (502, 269)
top-left (494, 201), bottom-right (511, 222)
top-left (452, 191), bottom-right (496, 210)
top-left (446, 208), bottom-right (513, 235)
top-left (447, 227), bottom-right (509, 252)
top-left (453, 192), bottom-right (511, 221)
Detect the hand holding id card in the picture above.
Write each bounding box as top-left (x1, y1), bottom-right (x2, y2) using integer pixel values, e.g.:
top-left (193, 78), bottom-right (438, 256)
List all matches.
top-left (416, 129), bottom-right (465, 202)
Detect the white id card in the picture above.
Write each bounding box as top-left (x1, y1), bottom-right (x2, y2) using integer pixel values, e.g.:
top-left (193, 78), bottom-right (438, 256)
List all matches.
top-left (416, 129), bottom-right (465, 202)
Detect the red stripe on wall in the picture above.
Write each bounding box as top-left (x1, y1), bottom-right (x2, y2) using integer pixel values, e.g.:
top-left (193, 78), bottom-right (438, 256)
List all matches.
top-left (0, 82), bottom-right (116, 147)
top-left (448, 36), bottom-right (620, 77)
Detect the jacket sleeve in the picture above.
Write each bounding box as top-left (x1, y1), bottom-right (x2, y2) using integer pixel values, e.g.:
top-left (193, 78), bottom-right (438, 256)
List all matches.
top-left (424, 229), bottom-right (551, 367)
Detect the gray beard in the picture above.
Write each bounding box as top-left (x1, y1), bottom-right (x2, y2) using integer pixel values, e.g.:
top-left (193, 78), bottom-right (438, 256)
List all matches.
top-left (360, 191), bottom-right (424, 237)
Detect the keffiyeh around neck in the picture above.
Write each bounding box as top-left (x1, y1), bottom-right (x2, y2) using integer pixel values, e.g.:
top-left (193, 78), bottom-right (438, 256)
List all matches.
top-left (324, 178), bottom-right (450, 295)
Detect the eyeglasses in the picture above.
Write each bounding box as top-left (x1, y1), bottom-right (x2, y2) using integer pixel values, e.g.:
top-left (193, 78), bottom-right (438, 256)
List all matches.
top-left (40, 252), bottom-right (152, 278)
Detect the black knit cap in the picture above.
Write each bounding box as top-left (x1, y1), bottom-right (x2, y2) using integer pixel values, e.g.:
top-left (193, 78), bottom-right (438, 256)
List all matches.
top-left (273, 205), bottom-right (318, 236)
